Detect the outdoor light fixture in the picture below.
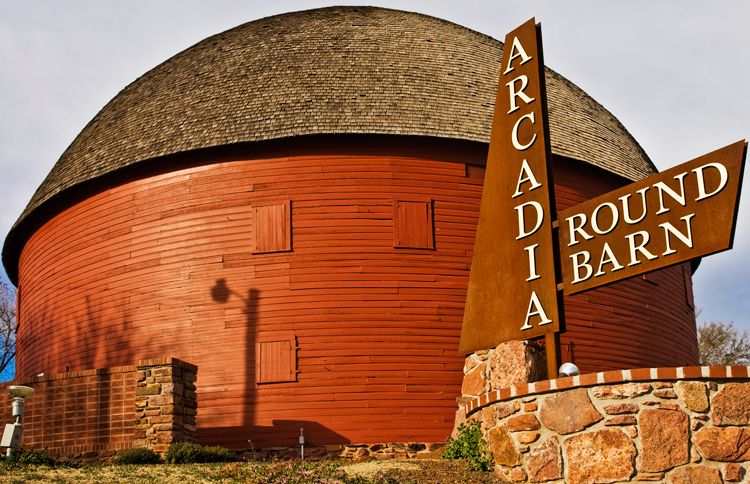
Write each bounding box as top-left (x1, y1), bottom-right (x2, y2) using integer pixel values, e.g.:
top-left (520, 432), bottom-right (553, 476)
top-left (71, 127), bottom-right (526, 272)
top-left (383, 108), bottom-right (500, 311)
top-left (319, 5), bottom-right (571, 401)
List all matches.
top-left (558, 362), bottom-right (580, 378)
top-left (299, 427), bottom-right (305, 461)
top-left (2, 385), bottom-right (35, 458)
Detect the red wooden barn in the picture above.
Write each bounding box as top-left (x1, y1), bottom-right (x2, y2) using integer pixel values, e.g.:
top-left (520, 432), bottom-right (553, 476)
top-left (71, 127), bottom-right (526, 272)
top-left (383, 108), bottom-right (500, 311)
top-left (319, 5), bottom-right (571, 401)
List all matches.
top-left (2, 7), bottom-right (697, 449)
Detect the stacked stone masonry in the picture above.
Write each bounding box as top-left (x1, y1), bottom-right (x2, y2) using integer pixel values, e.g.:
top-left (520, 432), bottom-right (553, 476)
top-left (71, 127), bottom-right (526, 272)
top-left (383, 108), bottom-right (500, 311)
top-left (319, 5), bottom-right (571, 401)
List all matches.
top-left (134, 360), bottom-right (197, 453)
top-left (241, 442), bottom-right (445, 461)
top-left (460, 365), bottom-right (750, 483)
top-left (0, 357), bottom-right (196, 461)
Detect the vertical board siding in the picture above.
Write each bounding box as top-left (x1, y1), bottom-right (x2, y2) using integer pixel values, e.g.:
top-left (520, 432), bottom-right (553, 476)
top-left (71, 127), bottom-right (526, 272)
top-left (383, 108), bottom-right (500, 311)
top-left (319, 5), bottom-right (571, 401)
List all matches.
top-left (393, 200), bottom-right (434, 249)
top-left (254, 201), bottom-right (291, 253)
top-left (16, 143), bottom-right (697, 449)
top-left (256, 332), bottom-right (296, 384)
top-left (257, 340), bottom-right (292, 383)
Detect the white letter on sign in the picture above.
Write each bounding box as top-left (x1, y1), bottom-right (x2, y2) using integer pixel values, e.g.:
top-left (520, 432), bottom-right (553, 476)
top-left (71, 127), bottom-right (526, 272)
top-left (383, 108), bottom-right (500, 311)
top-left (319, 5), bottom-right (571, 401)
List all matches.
top-left (520, 291), bottom-right (552, 331)
top-left (502, 36), bottom-right (533, 74)
top-left (625, 231), bottom-right (657, 266)
top-left (524, 243), bottom-right (541, 281)
top-left (654, 172), bottom-right (688, 214)
top-left (515, 201), bottom-right (544, 239)
top-left (693, 162), bottom-right (728, 201)
top-left (619, 187), bottom-right (648, 225)
top-left (594, 242), bottom-right (624, 277)
top-left (506, 75), bottom-right (535, 114)
top-left (512, 159), bottom-right (542, 198)
top-left (570, 251), bottom-right (593, 284)
top-left (591, 202), bottom-right (619, 235)
top-left (511, 113), bottom-right (537, 151)
top-left (660, 214), bottom-right (695, 256)
top-left (566, 213), bottom-right (594, 246)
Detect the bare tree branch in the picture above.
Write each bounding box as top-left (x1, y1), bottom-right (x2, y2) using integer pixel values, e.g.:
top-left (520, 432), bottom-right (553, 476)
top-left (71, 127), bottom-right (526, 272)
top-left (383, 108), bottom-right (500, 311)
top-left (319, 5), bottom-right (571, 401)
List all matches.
top-left (0, 281), bottom-right (16, 376)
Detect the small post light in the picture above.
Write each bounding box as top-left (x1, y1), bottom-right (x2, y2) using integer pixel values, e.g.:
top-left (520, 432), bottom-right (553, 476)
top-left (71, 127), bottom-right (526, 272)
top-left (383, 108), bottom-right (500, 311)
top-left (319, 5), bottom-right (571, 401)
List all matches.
top-left (299, 427), bottom-right (305, 461)
top-left (558, 362), bottom-right (580, 378)
top-left (2, 385), bottom-right (35, 458)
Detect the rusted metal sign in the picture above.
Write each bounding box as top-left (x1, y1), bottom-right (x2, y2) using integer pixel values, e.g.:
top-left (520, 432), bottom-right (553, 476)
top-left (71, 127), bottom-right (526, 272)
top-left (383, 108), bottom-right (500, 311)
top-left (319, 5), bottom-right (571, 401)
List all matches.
top-left (459, 19), bottom-right (561, 355)
top-left (560, 140), bottom-right (747, 294)
top-left (459, 18), bottom-right (747, 362)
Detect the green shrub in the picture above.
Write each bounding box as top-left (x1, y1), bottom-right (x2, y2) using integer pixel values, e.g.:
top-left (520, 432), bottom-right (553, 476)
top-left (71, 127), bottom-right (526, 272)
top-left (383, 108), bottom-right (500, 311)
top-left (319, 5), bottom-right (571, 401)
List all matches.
top-left (165, 441), bottom-right (203, 464)
top-left (165, 441), bottom-right (236, 464)
top-left (112, 447), bottom-right (161, 465)
top-left (199, 445), bottom-right (236, 463)
top-left (8, 447), bottom-right (58, 466)
top-left (442, 421), bottom-right (493, 472)
top-left (0, 448), bottom-right (81, 468)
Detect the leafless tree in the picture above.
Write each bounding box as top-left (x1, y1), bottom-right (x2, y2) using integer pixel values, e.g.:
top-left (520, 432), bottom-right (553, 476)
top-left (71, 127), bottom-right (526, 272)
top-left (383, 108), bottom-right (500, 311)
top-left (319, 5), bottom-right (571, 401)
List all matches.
top-left (0, 281), bottom-right (15, 376)
top-left (698, 320), bottom-right (750, 365)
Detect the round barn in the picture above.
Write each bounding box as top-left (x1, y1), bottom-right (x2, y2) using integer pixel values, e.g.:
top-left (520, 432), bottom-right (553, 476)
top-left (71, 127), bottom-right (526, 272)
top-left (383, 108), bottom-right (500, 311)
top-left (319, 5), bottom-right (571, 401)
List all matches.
top-left (2, 7), bottom-right (698, 449)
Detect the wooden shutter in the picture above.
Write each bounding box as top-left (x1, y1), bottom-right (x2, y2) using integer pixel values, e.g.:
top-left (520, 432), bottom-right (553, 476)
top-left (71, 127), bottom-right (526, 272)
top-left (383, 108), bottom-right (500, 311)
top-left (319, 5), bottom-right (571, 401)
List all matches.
top-left (254, 201), bottom-right (291, 253)
top-left (256, 332), bottom-right (297, 384)
top-left (393, 200), bottom-right (434, 249)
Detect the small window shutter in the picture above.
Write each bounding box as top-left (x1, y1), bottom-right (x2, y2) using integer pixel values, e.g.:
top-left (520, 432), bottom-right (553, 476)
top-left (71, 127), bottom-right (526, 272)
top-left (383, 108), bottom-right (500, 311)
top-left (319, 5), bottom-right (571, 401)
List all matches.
top-left (256, 332), bottom-right (297, 384)
top-left (254, 201), bottom-right (291, 253)
top-left (393, 200), bottom-right (434, 249)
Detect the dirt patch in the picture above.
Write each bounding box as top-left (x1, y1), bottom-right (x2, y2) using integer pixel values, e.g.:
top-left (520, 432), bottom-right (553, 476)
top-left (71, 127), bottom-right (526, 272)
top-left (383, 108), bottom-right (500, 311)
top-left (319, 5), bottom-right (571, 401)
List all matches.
top-left (342, 459), bottom-right (420, 478)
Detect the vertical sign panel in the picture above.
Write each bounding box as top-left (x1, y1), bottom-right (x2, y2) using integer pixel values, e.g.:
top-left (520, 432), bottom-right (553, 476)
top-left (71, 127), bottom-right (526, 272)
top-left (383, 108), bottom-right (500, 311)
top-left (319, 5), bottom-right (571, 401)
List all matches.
top-left (459, 19), bottom-right (560, 355)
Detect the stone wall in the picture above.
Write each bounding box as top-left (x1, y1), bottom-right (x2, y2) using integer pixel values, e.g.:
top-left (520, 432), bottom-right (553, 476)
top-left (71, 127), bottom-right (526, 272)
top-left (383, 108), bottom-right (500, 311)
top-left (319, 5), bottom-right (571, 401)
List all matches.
top-left (0, 357), bottom-right (196, 461)
top-left (460, 341), bottom-right (546, 398)
top-left (134, 361), bottom-right (197, 453)
top-left (459, 365), bottom-right (750, 483)
top-left (242, 442), bottom-right (445, 461)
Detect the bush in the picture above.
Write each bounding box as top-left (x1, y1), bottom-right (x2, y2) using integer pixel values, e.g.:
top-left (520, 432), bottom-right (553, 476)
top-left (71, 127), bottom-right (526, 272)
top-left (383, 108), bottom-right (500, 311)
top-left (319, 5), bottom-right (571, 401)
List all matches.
top-left (113, 447), bottom-right (161, 465)
top-left (0, 447), bottom-right (81, 468)
top-left (6, 447), bottom-right (58, 466)
top-left (442, 421), bottom-right (493, 472)
top-left (165, 441), bottom-right (236, 464)
top-left (198, 445), bottom-right (236, 463)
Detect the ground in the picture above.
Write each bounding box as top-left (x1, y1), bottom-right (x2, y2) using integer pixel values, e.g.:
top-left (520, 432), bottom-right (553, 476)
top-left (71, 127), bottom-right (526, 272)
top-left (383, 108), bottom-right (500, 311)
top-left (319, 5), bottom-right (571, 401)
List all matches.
top-left (0, 459), bottom-right (508, 483)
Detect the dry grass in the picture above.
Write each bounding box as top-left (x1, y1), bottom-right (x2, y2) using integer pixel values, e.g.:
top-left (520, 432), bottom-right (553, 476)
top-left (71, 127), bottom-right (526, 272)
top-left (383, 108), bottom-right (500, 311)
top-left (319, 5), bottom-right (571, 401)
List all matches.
top-left (0, 459), bottom-right (508, 483)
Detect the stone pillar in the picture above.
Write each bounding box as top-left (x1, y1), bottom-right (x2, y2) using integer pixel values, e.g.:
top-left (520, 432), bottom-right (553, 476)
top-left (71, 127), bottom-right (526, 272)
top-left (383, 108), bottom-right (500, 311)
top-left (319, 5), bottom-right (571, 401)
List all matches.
top-left (134, 358), bottom-right (197, 454)
top-left (455, 341), bottom-right (545, 436)
top-left (460, 341), bottom-right (545, 398)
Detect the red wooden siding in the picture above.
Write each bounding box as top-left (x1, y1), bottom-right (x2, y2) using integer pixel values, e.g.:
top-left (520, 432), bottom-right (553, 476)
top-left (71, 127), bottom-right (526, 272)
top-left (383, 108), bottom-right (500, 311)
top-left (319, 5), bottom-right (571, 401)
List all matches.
top-left (14, 139), bottom-right (697, 449)
top-left (393, 200), bottom-right (434, 249)
top-left (550, 160), bottom-right (698, 370)
top-left (254, 201), bottom-right (291, 253)
top-left (14, 285), bottom-right (20, 334)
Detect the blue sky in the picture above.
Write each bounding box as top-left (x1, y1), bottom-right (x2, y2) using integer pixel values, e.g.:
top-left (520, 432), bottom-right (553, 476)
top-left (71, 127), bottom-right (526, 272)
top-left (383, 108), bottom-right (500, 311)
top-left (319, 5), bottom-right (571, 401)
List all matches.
top-left (1, 1), bottom-right (748, 381)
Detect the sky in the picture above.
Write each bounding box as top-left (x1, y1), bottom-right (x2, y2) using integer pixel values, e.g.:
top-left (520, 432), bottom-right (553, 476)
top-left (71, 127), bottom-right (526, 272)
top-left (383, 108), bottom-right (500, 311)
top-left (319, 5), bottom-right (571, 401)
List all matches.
top-left (1, 0), bottom-right (749, 368)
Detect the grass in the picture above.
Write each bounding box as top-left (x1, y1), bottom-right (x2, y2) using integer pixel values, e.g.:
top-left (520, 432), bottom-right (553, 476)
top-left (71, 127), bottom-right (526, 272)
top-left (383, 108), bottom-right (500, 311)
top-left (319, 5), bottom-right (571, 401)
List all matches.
top-left (0, 458), bottom-right (507, 483)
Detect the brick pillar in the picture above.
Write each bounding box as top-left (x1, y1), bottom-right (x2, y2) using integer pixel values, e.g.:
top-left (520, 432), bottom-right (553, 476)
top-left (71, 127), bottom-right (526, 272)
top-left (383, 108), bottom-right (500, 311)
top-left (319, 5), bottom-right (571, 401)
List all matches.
top-left (133, 358), bottom-right (197, 454)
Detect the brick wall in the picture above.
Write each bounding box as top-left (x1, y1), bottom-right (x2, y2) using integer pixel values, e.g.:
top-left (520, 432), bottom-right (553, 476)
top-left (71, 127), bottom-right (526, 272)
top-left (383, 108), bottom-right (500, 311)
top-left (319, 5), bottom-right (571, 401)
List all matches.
top-left (0, 357), bottom-right (196, 461)
top-left (458, 365), bottom-right (750, 482)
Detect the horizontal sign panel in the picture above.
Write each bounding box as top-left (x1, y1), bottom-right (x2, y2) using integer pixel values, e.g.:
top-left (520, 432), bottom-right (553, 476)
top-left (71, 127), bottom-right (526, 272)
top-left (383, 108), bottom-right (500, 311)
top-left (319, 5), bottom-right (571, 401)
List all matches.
top-left (560, 140), bottom-right (747, 294)
top-left (459, 18), bottom-right (560, 355)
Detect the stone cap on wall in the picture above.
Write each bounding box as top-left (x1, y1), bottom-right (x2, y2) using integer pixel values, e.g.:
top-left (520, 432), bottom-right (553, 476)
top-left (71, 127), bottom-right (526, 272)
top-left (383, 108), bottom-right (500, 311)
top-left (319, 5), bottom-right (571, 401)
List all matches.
top-left (464, 365), bottom-right (750, 417)
top-left (0, 356), bottom-right (196, 388)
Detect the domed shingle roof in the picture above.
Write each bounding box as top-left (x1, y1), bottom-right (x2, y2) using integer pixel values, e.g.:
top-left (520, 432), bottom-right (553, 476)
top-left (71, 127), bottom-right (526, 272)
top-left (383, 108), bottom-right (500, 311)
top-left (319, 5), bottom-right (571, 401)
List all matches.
top-left (4, 6), bottom-right (655, 281)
